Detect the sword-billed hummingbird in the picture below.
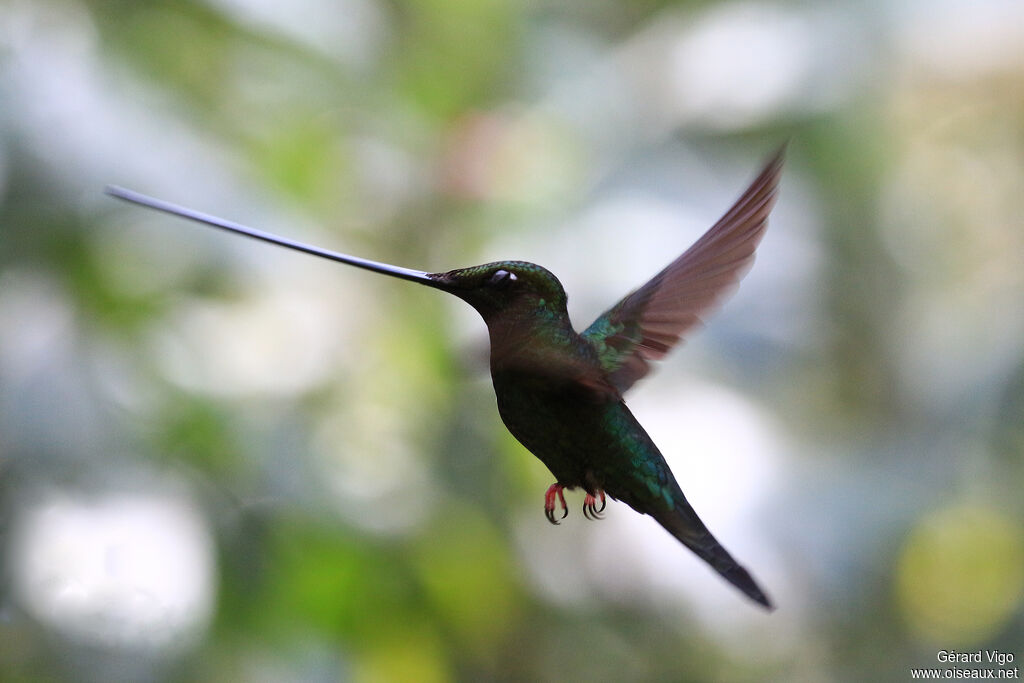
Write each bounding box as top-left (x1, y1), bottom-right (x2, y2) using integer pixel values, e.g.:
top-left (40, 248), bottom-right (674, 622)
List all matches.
top-left (107, 147), bottom-right (784, 609)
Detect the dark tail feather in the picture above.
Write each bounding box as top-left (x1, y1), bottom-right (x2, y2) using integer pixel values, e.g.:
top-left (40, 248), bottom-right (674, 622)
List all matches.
top-left (652, 499), bottom-right (774, 610)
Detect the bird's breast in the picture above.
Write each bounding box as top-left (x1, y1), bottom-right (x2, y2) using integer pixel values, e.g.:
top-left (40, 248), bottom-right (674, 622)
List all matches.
top-left (490, 367), bottom-right (677, 511)
top-left (491, 370), bottom-right (600, 485)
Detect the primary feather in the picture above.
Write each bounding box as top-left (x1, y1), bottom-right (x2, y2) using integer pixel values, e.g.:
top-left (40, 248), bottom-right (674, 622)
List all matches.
top-left (582, 147), bottom-right (785, 394)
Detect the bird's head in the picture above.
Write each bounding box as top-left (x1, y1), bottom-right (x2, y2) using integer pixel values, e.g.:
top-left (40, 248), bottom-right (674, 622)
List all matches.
top-left (428, 261), bottom-right (568, 323)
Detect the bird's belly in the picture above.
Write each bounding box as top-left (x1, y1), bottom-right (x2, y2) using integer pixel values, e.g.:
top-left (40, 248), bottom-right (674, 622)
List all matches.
top-left (494, 388), bottom-right (601, 487)
top-left (491, 372), bottom-right (662, 496)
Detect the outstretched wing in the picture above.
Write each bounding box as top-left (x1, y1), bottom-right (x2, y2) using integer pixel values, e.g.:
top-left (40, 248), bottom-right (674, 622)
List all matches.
top-left (581, 147), bottom-right (785, 394)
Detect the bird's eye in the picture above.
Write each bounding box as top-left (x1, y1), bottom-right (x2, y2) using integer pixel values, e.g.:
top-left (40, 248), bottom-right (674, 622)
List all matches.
top-left (487, 269), bottom-right (517, 287)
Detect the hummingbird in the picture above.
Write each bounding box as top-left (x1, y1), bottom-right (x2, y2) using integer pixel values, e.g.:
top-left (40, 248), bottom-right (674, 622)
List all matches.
top-left (106, 146), bottom-right (784, 609)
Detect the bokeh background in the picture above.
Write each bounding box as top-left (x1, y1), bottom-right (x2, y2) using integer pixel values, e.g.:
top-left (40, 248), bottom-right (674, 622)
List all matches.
top-left (2, 0), bottom-right (1023, 681)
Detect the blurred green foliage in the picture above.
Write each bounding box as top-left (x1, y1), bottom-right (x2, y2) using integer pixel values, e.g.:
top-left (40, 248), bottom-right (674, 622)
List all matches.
top-left (1, 0), bottom-right (1023, 681)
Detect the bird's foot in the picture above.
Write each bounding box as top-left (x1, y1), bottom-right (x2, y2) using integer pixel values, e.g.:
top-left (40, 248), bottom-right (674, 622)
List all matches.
top-left (583, 490), bottom-right (606, 520)
top-left (544, 483), bottom-right (568, 525)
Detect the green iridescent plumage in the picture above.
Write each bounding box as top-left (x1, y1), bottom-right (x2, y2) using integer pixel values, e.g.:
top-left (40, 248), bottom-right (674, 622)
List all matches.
top-left (107, 147), bottom-right (785, 609)
top-left (432, 149), bottom-right (783, 608)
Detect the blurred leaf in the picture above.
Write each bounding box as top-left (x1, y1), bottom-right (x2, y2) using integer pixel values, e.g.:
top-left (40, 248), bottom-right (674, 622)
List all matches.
top-left (265, 520), bottom-right (418, 643)
top-left (391, 0), bottom-right (519, 119)
top-left (412, 501), bottom-right (521, 656)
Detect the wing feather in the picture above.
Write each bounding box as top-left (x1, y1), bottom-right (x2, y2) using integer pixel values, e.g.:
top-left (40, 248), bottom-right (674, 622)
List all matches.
top-left (581, 147), bottom-right (785, 393)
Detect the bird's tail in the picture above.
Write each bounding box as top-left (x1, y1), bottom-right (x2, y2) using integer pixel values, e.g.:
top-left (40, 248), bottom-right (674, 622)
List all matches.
top-left (650, 495), bottom-right (773, 610)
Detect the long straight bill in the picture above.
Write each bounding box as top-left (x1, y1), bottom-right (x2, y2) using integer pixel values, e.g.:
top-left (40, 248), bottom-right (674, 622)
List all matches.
top-left (105, 186), bottom-right (443, 287)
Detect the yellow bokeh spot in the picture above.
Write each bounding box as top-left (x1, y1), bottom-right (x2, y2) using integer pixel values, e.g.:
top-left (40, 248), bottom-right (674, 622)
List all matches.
top-left (896, 504), bottom-right (1024, 644)
top-left (354, 623), bottom-right (451, 683)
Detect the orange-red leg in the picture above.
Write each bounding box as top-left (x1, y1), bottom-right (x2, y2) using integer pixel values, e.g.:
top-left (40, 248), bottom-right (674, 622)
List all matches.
top-left (544, 484), bottom-right (568, 525)
top-left (583, 490), bottom-right (606, 520)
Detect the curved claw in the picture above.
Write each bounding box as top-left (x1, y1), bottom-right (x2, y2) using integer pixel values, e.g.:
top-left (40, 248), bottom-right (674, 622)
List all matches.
top-left (583, 491), bottom-right (607, 521)
top-left (544, 483), bottom-right (568, 525)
